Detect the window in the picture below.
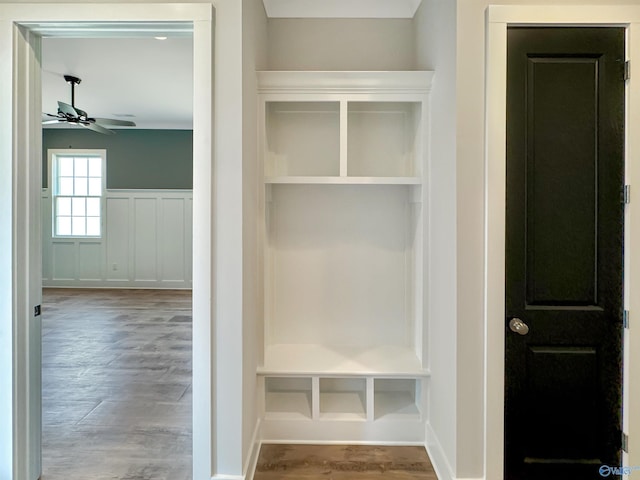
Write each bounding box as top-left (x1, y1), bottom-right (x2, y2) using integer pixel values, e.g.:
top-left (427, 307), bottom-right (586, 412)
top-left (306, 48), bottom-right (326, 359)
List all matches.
top-left (50, 150), bottom-right (105, 237)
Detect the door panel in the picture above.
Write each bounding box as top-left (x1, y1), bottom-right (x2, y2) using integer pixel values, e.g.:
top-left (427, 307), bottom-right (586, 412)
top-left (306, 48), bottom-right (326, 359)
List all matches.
top-left (506, 27), bottom-right (624, 480)
top-left (526, 58), bottom-right (598, 305)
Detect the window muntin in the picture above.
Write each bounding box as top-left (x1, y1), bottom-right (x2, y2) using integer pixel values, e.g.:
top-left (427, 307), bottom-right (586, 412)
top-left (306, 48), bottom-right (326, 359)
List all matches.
top-left (51, 151), bottom-right (105, 237)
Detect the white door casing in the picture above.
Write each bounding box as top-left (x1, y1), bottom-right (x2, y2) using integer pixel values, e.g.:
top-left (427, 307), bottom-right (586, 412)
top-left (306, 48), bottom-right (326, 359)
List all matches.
top-left (486, 5), bottom-right (640, 480)
top-left (0, 3), bottom-right (241, 479)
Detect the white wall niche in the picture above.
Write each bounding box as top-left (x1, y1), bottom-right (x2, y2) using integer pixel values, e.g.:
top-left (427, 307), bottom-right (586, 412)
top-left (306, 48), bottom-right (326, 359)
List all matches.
top-left (258, 70), bottom-right (431, 445)
top-left (265, 377), bottom-right (313, 420)
top-left (263, 183), bottom-right (424, 374)
top-left (265, 101), bottom-right (340, 177)
top-left (347, 101), bottom-right (422, 178)
top-left (374, 378), bottom-right (421, 421)
top-left (319, 377), bottom-right (367, 421)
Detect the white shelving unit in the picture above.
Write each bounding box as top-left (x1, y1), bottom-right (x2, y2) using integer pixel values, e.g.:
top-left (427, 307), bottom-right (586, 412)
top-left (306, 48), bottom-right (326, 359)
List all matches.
top-left (258, 71), bottom-right (432, 444)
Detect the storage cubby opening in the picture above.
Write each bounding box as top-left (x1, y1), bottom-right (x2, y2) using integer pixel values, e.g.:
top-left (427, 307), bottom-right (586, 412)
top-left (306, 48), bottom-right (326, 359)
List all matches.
top-left (265, 184), bottom-right (419, 351)
top-left (319, 377), bottom-right (367, 420)
top-left (265, 377), bottom-right (313, 419)
top-left (347, 102), bottom-right (421, 178)
top-left (374, 378), bottom-right (420, 420)
top-left (265, 102), bottom-right (340, 177)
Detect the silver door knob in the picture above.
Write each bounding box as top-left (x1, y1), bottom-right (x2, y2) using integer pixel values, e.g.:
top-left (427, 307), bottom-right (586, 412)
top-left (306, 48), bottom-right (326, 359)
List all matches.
top-left (509, 317), bottom-right (529, 335)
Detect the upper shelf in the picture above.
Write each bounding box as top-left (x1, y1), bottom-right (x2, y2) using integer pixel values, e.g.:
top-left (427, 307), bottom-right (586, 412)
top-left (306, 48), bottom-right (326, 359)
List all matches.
top-left (262, 0), bottom-right (423, 19)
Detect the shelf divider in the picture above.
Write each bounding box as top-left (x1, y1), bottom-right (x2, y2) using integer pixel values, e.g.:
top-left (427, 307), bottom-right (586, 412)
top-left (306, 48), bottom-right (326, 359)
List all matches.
top-left (312, 376), bottom-right (320, 420)
top-left (340, 99), bottom-right (348, 177)
top-left (366, 377), bottom-right (375, 422)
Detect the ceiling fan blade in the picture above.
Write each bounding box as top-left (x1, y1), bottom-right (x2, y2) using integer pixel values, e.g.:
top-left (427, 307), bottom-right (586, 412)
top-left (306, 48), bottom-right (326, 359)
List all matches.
top-left (57, 101), bottom-right (79, 117)
top-left (75, 107), bottom-right (88, 119)
top-left (80, 122), bottom-right (114, 135)
top-left (42, 119), bottom-right (63, 125)
top-left (93, 118), bottom-right (137, 127)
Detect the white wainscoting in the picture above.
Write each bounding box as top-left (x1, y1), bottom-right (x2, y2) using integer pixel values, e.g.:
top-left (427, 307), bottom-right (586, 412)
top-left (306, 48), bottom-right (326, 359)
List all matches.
top-left (42, 189), bottom-right (193, 289)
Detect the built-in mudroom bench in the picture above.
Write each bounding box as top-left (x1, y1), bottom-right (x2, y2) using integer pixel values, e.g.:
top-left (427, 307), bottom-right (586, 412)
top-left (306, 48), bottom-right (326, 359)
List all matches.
top-left (256, 70), bottom-right (433, 444)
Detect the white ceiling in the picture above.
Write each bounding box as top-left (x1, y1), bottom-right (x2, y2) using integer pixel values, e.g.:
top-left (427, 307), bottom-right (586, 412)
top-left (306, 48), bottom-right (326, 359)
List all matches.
top-left (40, 1), bottom-right (421, 132)
top-left (42, 36), bottom-right (193, 130)
top-left (262, 0), bottom-right (422, 18)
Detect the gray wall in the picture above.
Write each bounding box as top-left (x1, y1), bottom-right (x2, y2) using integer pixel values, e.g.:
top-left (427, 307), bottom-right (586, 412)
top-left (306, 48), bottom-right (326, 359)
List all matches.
top-left (267, 18), bottom-right (415, 71)
top-left (43, 129), bottom-right (193, 189)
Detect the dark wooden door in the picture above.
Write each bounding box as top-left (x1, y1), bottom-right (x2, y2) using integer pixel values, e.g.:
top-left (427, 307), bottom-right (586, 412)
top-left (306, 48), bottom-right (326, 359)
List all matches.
top-left (506, 27), bottom-right (625, 480)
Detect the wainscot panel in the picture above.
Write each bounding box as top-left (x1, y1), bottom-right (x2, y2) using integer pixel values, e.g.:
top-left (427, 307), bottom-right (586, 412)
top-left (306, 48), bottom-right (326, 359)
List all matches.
top-left (42, 189), bottom-right (193, 289)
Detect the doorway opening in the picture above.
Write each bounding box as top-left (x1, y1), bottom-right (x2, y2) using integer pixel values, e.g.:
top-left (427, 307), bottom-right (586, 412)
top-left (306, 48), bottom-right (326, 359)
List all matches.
top-left (485, 6), bottom-right (640, 479)
top-left (504, 26), bottom-right (624, 479)
top-left (39, 30), bottom-right (195, 479)
top-left (2, 7), bottom-right (215, 478)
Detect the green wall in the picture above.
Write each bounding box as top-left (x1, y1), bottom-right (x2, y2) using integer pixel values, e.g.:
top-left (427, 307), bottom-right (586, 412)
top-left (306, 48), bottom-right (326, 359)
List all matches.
top-left (43, 129), bottom-right (193, 189)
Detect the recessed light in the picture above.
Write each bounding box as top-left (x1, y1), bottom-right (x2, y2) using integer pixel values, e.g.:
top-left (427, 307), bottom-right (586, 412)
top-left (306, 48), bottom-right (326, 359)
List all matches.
top-left (154, 36), bottom-right (167, 40)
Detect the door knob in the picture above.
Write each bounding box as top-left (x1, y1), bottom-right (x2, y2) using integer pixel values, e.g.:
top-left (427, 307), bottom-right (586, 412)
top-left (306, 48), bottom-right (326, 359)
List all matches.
top-left (509, 317), bottom-right (529, 335)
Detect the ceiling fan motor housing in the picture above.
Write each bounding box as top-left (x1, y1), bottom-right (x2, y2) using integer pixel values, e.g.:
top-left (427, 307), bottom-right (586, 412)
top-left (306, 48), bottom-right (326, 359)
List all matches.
top-left (64, 75), bottom-right (81, 86)
top-left (44, 74), bottom-right (135, 134)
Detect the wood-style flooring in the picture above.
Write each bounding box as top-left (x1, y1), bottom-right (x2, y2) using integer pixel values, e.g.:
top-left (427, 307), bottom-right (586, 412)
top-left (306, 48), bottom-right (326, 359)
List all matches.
top-left (41, 288), bottom-right (192, 480)
top-left (42, 288), bottom-right (437, 480)
top-left (254, 444), bottom-right (437, 479)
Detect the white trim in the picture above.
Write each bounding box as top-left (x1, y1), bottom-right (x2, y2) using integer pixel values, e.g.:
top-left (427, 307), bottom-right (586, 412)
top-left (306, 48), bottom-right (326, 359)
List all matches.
top-left (488, 5), bottom-right (640, 24)
top-left (0, 3), bottom-right (211, 22)
top-left (485, 5), bottom-right (640, 480)
top-left (243, 420), bottom-right (262, 480)
top-left (8, 22), bottom-right (43, 480)
top-left (41, 187), bottom-right (193, 289)
top-left (48, 148), bottom-right (107, 239)
top-left (425, 422), bottom-right (455, 480)
top-left (257, 70), bottom-right (433, 95)
top-left (260, 439), bottom-right (425, 446)
top-left (0, 3), bottom-right (219, 479)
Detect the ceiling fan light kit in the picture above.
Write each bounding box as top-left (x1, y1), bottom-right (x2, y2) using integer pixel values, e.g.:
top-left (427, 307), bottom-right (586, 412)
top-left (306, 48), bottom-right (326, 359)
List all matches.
top-left (43, 74), bottom-right (137, 135)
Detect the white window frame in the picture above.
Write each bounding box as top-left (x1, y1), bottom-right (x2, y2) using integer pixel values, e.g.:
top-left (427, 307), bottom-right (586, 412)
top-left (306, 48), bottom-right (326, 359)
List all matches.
top-left (48, 148), bottom-right (106, 238)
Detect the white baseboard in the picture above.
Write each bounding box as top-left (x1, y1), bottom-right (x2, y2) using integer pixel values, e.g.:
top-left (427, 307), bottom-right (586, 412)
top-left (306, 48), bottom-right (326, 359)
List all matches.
top-left (208, 420), bottom-right (262, 480)
top-left (261, 439), bottom-right (425, 446)
top-left (244, 419), bottom-right (262, 480)
top-left (42, 280), bottom-right (192, 289)
top-left (244, 419), bottom-right (481, 480)
top-left (425, 422), bottom-right (456, 480)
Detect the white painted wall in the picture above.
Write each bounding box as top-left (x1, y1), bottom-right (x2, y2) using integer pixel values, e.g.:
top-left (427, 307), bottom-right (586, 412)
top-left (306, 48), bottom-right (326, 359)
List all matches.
top-left (267, 18), bottom-right (415, 71)
top-left (413, 1), bottom-right (460, 479)
top-left (242, 0), bottom-right (268, 475)
top-left (41, 189), bottom-right (193, 289)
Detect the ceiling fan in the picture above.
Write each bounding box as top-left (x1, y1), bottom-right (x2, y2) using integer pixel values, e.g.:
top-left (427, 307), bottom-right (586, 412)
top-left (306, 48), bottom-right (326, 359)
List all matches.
top-left (42, 75), bottom-right (136, 135)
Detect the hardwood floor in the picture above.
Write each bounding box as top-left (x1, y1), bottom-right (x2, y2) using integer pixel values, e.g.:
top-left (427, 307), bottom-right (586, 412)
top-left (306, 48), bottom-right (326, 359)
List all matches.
top-left (41, 289), bottom-right (437, 480)
top-left (254, 444), bottom-right (438, 479)
top-left (41, 288), bottom-right (192, 480)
